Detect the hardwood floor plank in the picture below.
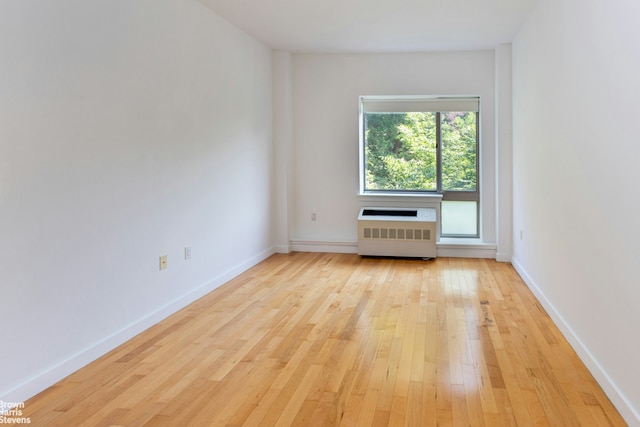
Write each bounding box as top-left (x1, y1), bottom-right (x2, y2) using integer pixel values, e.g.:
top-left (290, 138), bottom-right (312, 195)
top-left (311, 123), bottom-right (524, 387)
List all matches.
top-left (21, 254), bottom-right (627, 426)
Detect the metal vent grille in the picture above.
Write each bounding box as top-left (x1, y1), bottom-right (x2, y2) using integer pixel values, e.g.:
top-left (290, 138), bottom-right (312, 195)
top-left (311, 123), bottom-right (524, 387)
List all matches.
top-left (362, 228), bottom-right (431, 241)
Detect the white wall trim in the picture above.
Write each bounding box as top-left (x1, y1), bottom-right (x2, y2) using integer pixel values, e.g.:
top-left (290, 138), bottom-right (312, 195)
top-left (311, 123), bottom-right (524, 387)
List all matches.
top-left (0, 248), bottom-right (275, 406)
top-left (290, 240), bottom-right (358, 254)
top-left (495, 252), bottom-right (512, 263)
top-left (511, 257), bottom-right (640, 426)
top-left (290, 239), bottom-right (497, 259)
top-left (437, 243), bottom-right (496, 259)
top-left (273, 244), bottom-right (292, 254)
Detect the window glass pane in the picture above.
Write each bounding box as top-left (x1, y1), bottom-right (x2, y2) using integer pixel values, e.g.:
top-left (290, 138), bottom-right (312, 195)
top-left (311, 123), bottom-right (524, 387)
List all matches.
top-left (441, 201), bottom-right (478, 236)
top-left (364, 112), bottom-right (437, 191)
top-left (441, 112), bottom-right (477, 191)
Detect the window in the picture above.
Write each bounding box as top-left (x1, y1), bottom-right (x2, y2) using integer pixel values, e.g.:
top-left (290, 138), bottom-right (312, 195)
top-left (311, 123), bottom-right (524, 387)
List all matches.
top-left (359, 96), bottom-right (480, 237)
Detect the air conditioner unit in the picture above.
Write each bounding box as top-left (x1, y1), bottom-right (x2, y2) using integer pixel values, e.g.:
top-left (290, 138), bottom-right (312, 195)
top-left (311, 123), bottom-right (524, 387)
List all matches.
top-left (357, 207), bottom-right (437, 258)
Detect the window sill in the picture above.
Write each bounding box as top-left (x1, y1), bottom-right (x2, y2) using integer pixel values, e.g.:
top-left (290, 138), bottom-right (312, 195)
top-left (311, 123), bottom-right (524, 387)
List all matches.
top-left (358, 192), bottom-right (443, 204)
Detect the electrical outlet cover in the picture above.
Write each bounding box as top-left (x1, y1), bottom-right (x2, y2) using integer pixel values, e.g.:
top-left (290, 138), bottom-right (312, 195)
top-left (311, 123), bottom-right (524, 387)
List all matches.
top-left (159, 255), bottom-right (168, 270)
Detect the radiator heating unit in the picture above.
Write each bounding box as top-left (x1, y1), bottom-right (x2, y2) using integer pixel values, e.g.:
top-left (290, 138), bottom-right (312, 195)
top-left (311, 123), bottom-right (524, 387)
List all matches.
top-left (357, 207), bottom-right (437, 258)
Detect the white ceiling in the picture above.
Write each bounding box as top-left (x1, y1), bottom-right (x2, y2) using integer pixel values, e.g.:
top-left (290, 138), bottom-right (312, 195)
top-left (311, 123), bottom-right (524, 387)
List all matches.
top-left (198, 0), bottom-right (539, 53)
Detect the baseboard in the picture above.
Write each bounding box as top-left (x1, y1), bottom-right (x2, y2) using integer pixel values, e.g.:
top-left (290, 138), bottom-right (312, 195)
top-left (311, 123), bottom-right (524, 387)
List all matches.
top-left (0, 247), bottom-right (275, 408)
top-left (290, 240), bottom-right (358, 254)
top-left (273, 243), bottom-right (292, 254)
top-left (437, 243), bottom-right (496, 259)
top-left (511, 257), bottom-right (640, 426)
top-left (495, 252), bottom-right (512, 263)
top-left (290, 239), bottom-right (498, 259)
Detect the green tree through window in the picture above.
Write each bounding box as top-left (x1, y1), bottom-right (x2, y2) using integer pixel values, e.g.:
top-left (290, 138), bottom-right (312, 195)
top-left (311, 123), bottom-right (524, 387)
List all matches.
top-left (364, 112), bottom-right (437, 191)
top-left (364, 111), bottom-right (477, 193)
top-left (441, 111), bottom-right (477, 191)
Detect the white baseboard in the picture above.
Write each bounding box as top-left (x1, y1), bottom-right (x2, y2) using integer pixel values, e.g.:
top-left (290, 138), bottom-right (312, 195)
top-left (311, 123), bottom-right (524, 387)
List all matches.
top-left (290, 239), bottom-right (498, 259)
top-left (273, 244), bottom-right (292, 254)
top-left (0, 247), bottom-right (275, 407)
top-left (437, 243), bottom-right (496, 259)
top-left (290, 240), bottom-right (358, 254)
top-left (495, 252), bottom-right (512, 263)
top-left (511, 257), bottom-right (640, 427)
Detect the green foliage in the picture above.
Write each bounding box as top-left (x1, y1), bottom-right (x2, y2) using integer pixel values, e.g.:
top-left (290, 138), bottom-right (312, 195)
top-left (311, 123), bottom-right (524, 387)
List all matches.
top-left (364, 111), bottom-right (477, 192)
top-left (441, 112), bottom-right (477, 191)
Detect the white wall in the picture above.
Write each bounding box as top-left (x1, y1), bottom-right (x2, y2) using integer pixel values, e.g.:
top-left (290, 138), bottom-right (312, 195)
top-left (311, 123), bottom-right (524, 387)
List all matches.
top-left (512, 0), bottom-right (640, 423)
top-left (290, 52), bottom-right (497, 251)
top-left (272, 50), bottom-right (294, 253)
top-left (495, 44), bottom-right (513, 262)
top-left (0, 0), bottom-right (273, 403)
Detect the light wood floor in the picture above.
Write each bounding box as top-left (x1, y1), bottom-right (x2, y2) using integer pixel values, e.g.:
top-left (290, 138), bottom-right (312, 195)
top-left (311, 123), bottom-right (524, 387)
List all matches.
top-left (24, 253), bottom-right (626, 426)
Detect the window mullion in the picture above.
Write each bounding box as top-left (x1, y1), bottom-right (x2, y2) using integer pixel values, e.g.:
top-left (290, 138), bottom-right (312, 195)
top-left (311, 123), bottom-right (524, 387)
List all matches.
top-left (475, 111), bottom-right (480, 190)
top-left (436, 112), bottom-right (442, 194)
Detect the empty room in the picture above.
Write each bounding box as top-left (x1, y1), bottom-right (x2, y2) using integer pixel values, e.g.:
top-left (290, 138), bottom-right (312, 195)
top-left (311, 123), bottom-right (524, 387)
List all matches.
top-left (1, 0), bottom-right (639, 425)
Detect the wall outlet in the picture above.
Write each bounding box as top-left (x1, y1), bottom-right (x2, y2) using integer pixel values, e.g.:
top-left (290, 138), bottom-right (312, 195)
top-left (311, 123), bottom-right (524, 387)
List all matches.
top-left (159, 255), bottom-right (168, 271)
top-left (185, 246), bottom-right (192, 260)
top-left (311, 213), bottom-right (316, 221)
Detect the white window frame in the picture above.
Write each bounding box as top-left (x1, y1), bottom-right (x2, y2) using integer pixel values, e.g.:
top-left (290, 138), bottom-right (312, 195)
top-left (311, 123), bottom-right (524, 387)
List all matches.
top-left (358, 95), bottom-right (480, 238)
